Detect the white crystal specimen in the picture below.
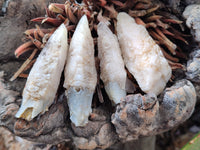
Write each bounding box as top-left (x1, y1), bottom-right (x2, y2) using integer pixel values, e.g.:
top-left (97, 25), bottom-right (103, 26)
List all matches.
top-left (64, 15), bottom-right (97, 127)
top-left (97, 22), bottom-right (126, 104)
top-left (117, 12), bottom-right (172, 95)
top-left (15, 24), bottom-right (68, 120)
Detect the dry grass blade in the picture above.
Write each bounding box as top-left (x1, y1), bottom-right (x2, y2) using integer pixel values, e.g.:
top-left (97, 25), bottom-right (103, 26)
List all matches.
top-left (10, 49), bottom-right (38, 81)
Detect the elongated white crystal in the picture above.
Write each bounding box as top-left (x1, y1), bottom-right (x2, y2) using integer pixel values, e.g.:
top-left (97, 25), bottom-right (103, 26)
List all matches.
top-left (97, 22), bottom-right (126, 104)
top-left (15, 24), bottom-right (68, 121)
top-left (117, 12), bottom-right (172, 95)
top-left (64, 15), bottom-right (97, 127)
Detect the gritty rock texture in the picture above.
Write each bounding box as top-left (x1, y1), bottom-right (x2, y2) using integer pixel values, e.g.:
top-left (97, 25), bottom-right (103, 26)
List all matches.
top-left (112, 93), bottom-right (159, 141)
top-left (193, 83), bottom-right (200, 103)
top-left (1, 69), bottom-right (197, 149)
top-left (186, 49), bottom-right (200, 83)
top-left (0, 72), bottom-right (117, 149)
top-left (0, 71), bottom-right (19, 131)
top-left (183, 4), bottom-right (200, 43)
top-left (112, 79), bottom-right (196, 142)
top-left (186, 49), bottom-right (200, 103)
top-left (185, 0), bottom-right (200, 5)
top-left (0, 127), bottom-right (34, 150)
top-left (163, 0), bottom-right (200, 14)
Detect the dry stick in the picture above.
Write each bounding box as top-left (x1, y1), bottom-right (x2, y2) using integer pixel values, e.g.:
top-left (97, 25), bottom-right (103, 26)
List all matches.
top-left (146, 15), bottom-right (162, 22)
top-left (18, 73), bottom-right (28, 78)
top-left (176, 47), bottom-right (188, 59)
top-left (170, 26), bottom-right (191, 37)
top-left (34, 29), bottom-right (40, 41)
top-left (35, 25), bottom-right (45, 38)
top-left (135, 17), bottom-right (157, 28)
top-left (168, 60), bottom-right (185, 70)
top-left (156, 19), bottom-right (169, 29)
top-left (97, 84), bottom-right (104, 103)
top-left (66, 25), bottom-right (76, 31)
top-left (10, 49), bottom-right (38, 81)
top-left (111, 0), bottom-right (125, 7)
top-left (162, 18), bottom-right (183, 24)
top-left (77, 8), bottom-right (83, 20)
top-left (24, 28), bottom-right (50, 36)
top-left (104, 5), bottom-right (118, 19)
top-left (15, 47), bottom-right (35, 58)
top-left (135, 17), bottom-right (146, 26)
top-left (129, 5), bottom-right (160, 17)
top-left (48, 3), bottom-right (64, 14)
top-left (57, 14), bottom-right (66, 21)
top-left (134, 2), bottom-right (152, 9)
top-left (23, 59), bottom-right (36, 71)
top-left (42, 17), bottom-right (62, 26)
top-left (161, 28), bottom-right (174, 36)
top-left (45, 7), bottom-right (52, 17)
top-left (161, 28), bottom-right (189, 45)
top-left (51, 3), bottom-right (65, 10)
top-left (71, 5), bottom-right (78, 14)
top-left (150, 30), bottom-right (176, 55)
top-left (155, 28), bottom-right (177, 55)
top-left (160, 47), bottom-right (179, 62)
top-left (15, 41), bottom-right (34, 58)
top-left (31, 17), bottom-right (46, 22)
top-left (146, 22), bottom-right (157, 28)
top-left (28, 35), bottom-right (43, 50)
top-left (98, 0), bottom-right (107, 7)
top-left (65, 4), bottom-right (78, 24)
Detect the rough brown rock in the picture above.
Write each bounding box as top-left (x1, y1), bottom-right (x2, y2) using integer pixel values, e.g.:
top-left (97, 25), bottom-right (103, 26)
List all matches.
top-left (112, 79), bottom-right (196, 142)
